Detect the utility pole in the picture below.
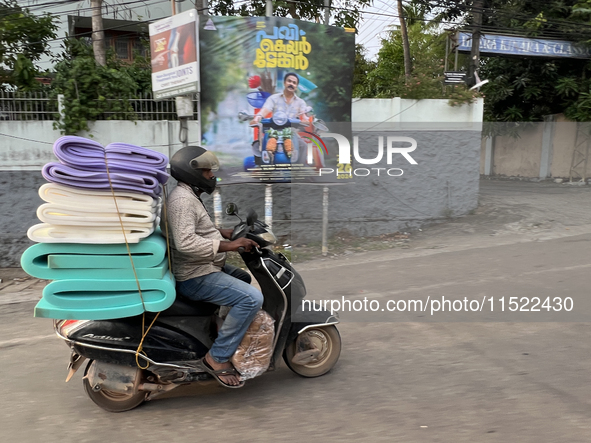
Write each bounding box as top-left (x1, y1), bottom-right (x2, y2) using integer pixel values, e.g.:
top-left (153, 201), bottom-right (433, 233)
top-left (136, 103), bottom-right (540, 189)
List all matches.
top-left (91, 0), bottom-right (106, 66)
top-left (172, 0), bottom-right (195, 149)
top-left (195, 0), bottom-right (208, 14)
top-left (396, 0), bottom-right (412, 79)
top-left (468, 0), bottom-right (484, 83)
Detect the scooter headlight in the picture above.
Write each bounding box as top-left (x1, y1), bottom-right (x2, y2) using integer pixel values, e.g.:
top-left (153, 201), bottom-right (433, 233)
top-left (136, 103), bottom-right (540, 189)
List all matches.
top-left (272, 111), bottom-right (288, 126)
top-left (259, 231), bottom-right (277, 245)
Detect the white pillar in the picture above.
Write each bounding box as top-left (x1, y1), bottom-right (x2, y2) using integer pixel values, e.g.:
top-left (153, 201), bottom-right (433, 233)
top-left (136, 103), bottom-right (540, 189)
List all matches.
top-left (322, 186), bottom-right (329, 256)
top-left (213, 189), bottom-right (222, 228)
top-left (484, 136), bottom-right (493, 176)
top-left (265, 184), bottom-right (273, 228)
top-left (540, 115), bottom-right (556, 179)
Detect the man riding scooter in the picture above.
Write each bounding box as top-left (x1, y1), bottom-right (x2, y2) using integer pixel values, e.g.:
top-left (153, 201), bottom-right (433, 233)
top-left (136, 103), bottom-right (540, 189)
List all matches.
top-left (166, 146), bottom-right (263, 388)
top-left (166, 146), bottom-right (319, 387)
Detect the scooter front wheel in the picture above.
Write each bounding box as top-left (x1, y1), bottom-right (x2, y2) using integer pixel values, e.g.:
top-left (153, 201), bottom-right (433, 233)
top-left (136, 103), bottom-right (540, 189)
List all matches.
top-left (283, 325), bottom-right (341, 377)
top-left (82, 360), bottom-right (147, 412)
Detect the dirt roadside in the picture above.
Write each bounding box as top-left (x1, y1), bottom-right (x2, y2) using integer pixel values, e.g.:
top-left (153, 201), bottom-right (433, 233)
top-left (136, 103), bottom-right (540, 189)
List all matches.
top-left (293, 177), bottom-right (591, 271)
top-left (4, 178), bottom-right (591, 302)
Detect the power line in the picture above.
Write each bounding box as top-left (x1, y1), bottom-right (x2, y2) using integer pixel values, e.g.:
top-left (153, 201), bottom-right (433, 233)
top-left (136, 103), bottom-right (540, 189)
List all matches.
top-left (12, 0), bottom-right (591, 57)
top-left (16, 0), bottom-right (591, 36)
top-left (0, 130), bottom-right (203, 148)
top-left (0, 0), bottom-right (167, 23)
top-left (358, 2), bottom-right (395, 46)
top-left (6, 2), bottom-right (169, 50)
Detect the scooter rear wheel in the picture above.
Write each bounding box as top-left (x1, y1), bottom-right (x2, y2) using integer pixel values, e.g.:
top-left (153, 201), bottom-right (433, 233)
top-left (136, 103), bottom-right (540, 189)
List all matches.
top-left (283, 326), bottom-right (341, 377)
top-left (82, 360), bottom-right (147, 412)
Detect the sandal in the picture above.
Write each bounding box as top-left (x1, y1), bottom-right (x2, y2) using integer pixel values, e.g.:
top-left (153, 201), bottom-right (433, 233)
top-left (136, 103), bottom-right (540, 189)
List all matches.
top-left (201, 357), bottom-right (245, 389)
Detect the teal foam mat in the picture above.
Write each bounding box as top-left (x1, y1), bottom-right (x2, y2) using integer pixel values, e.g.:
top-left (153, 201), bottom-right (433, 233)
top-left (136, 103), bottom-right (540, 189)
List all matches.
top-left (34, 273), bottom-right (176, 320)
top-left (21, 231), bottom-right (167, 279)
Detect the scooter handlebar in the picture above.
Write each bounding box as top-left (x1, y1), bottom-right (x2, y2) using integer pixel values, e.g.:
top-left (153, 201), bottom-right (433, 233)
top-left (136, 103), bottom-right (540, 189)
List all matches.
top-left (237, 246), bottom-right (263, 255)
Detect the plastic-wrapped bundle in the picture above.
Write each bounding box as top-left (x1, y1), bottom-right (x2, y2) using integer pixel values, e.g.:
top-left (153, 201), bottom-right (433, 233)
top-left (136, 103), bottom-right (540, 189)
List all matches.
top-left (230, 310), bottom-right (275, 381)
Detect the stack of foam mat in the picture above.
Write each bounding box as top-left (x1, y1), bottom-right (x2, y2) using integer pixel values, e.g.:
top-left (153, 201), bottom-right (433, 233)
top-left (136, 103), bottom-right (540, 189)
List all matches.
top-left (21, 136), bottom-right (176, 320)
top-left (29, 136), bottom-right (169, 243)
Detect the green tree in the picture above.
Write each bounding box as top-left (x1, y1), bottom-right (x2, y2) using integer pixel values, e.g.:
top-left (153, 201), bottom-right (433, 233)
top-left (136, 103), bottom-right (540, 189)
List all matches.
top-left (209, 0), bottom-right (373, 28)
top-left (478, 0), bottom-right (591, 122)
top-left (0, 0), bottom-right (57, 90)
top-left (416, 1), bottom-right (591, 121)
top-left (52, 39), bottom-right (152, 134)
top-left (354, 16), bottom-right (478, 105)
top-left (352, 44), bottom-right (376, 97)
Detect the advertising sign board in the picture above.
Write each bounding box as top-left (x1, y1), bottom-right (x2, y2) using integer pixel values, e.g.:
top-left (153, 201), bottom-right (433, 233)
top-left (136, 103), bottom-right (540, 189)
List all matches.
top-left (199, 16), bottom-right (355, 184)
top-left (149, 9), bottom-right (199, 100)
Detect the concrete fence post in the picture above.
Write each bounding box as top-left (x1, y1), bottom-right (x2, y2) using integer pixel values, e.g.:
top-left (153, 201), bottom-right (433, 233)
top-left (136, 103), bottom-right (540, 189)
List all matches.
top-left (540, 115), bottom-right (556, 179)
top-left (57, 94), bottom-right (65, 123)
top-left (484, 136), bottom-right (493, 176)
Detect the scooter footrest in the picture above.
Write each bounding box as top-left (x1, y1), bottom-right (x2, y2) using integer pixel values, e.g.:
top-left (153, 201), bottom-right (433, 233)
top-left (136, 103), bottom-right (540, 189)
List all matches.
top-left (162, 360), bottom-right (207, 371)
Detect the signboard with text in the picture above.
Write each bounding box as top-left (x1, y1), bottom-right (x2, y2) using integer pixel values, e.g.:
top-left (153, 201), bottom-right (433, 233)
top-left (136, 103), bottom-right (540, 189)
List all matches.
top-left (149, 9), bottom-right (199, 100)
top-left (458, 32), bottom-right (591, 59)
top-left (444, 71), bottom-right (467, 85)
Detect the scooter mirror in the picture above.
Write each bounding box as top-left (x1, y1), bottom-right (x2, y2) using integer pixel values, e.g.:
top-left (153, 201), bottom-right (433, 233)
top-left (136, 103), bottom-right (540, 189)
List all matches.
top-left (246, 208), bottom-right (258, 227)
top-left (237, 111), bottom-right (253, 122)
top-left (314, 119), bottom-right (329, 132)
top-left (225, 203), bottom-right (239, 216)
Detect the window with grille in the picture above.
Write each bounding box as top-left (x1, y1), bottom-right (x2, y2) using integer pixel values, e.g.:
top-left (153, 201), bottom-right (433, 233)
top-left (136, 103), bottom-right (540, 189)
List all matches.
top-left (132, 38), bottom-right (147, 57)
top-left (115, 37), bottom-right (130, 60)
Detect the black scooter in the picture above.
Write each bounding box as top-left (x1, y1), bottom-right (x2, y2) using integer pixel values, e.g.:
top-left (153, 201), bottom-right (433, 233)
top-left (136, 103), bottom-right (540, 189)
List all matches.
top-left (53, 203), bottom-right (340, 412)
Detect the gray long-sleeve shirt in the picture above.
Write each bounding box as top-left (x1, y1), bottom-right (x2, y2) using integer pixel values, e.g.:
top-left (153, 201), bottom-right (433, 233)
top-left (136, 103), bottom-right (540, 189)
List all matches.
top-left (165, 182), bottom-right (226, 281)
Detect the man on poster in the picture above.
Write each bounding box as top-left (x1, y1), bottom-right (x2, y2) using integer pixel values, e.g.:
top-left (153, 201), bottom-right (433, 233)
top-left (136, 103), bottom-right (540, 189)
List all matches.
top-left (251, 73), bottom-right (310, 158)
top-left (252, 73), bottom-right (308, 121)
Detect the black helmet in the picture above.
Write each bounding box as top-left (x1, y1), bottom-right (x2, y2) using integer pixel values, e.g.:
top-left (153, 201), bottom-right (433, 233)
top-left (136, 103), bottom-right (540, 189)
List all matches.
top-left (170, 146), bottom-right (220, 194)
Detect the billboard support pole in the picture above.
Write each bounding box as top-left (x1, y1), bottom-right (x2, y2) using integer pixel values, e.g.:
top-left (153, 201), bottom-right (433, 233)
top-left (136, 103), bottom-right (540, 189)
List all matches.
top-left (213, 189), bottom-right (222, 228)
top-left (265, 185), bottom-right (273, 228)
top-left (322, 187), bottom-right (329, 256)
top-left (322, 0), bottom-right (331, 256)
top-left (265, 0), bottom-right (273, 231)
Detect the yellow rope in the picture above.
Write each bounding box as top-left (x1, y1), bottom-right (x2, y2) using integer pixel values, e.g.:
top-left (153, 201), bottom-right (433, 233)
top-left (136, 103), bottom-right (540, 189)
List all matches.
top-left (161, 183), bottom-right (174, 278)
top-left (103, 153), bottom-right (160, 370)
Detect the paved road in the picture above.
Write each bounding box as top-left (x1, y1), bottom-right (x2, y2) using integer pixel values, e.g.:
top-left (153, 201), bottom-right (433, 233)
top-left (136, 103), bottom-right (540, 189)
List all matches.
top-left (3, 179), bottom-right (591, 442)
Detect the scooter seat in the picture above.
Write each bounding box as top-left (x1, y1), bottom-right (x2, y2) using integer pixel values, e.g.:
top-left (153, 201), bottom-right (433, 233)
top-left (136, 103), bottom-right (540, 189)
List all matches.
top-left (158, 295), bottom-right (219, 317)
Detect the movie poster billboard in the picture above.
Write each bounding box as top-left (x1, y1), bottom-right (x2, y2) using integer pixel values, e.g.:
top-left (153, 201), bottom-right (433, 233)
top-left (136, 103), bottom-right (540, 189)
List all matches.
top-left (149, 9), bottom-right (199, 100)
top-left (199, 16), bottom-right (355, 183)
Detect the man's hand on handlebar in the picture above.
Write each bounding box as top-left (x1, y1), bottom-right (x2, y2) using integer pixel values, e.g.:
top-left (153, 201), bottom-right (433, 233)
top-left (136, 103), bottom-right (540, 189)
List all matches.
top-left (218, 237), bottom-right (259, 253)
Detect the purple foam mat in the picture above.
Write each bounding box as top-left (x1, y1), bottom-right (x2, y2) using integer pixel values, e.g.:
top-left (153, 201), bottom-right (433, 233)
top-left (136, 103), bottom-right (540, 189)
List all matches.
top-left (42, 162), bottom-right (162, 198)
top-left (52, 136), bottom-right (169, 183)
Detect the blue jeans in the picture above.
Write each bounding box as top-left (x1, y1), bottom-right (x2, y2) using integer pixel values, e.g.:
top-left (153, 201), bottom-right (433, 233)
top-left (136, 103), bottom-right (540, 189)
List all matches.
top-left (176, 265), bottom-right (263, 363)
